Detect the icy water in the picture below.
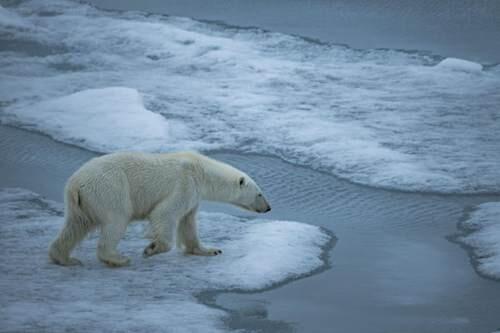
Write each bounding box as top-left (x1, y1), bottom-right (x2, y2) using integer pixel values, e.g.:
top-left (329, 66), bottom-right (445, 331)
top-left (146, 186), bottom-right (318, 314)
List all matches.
top-left (1, 125), bottom-right (500, 332)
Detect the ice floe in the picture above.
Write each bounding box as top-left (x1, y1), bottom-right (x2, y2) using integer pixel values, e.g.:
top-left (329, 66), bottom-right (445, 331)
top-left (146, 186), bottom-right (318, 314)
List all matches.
top-left (1, 87), bottom-right (199, 152)
top-left (0, 187), bottom-right (330, 332)
top-left (436, 57), bottom-right (483, 73)
top-left (458, 202), bottom-right (500, 279)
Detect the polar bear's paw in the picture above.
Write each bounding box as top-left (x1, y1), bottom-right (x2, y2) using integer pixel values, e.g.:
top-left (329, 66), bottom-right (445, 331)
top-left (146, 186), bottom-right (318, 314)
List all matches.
top-left (98, 254), bottom-right (131, 267)
top-left (143, 240), bottom-right (172, 258)
top-left (51, 256), bottom-right (83, 266)
top-left (188, 246), bottom-right (223, 256)
top-left (49, 245), bottom-right (83, 266)
top-left (65, 257), bottom-right (83, 266)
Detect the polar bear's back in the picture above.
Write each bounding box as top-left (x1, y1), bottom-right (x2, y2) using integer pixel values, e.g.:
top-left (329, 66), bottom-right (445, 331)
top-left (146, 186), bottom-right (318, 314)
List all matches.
top-left (69, 152), bottom-right (201, 220)
top-left (75, 151), bottom-right (196, 179)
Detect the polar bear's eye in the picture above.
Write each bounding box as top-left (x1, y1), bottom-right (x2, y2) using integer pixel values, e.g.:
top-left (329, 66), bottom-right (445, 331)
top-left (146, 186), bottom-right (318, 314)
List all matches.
top-left (239, 177), bottom-right (245, 186)
top-left (257, 193), bottom-right (262, 197)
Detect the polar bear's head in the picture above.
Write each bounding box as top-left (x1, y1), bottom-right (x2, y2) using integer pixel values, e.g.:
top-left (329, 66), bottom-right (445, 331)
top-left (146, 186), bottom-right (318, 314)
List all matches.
top-left (233, 175), bottom-right (271, 213)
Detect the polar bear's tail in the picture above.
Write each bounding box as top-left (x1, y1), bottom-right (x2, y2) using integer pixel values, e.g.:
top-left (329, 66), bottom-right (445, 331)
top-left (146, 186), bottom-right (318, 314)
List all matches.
top-left (49, 181), bottom-right (95, 266)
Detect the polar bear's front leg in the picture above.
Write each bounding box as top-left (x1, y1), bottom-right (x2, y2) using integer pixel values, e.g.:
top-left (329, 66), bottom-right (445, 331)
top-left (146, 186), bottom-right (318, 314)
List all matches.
top-left (143, 237), bottom-right (172, 258)
top-left (143, 200), bottom-right (176, 258)
top-left (177, 207), bottom-right (222, 256)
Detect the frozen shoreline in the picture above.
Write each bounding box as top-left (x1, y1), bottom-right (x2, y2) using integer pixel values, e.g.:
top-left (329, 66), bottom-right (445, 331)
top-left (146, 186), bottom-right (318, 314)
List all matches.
top-left (2, 125), bottom-right (500, 333)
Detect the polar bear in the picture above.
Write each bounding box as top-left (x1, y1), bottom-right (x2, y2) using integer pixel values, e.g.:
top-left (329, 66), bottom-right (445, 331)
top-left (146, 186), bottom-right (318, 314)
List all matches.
top-left (49, 151), bottom-right (271, 267)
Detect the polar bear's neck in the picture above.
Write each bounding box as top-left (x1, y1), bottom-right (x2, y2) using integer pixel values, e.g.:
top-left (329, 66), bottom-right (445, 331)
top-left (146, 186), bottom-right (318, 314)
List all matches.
top-left (195, 156), bottom-right (239, 203)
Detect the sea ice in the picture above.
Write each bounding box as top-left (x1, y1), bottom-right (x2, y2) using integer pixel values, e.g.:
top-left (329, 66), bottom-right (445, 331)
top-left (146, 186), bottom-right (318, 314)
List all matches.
top-left (0, 187), bottom-right (330, 332)
top-left (436, 57), bottom-right (483, 73)
top-left (458, 202), bottom-right (500, 279)
top-left (1, 87), bottom-right (197, 152)
top-left (1, 0), bottom-right (500, 194)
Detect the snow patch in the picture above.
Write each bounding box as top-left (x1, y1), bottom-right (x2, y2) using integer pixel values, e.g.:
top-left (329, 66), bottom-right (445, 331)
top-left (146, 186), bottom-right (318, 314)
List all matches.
top-left (436, 57), bottom-right (483, 73)
top-left (0, 187), bottom-right (330, 332)
top-left (2, 87), bottom-right (194, 152)
top-left (458, 202), bottom-right (500, 279)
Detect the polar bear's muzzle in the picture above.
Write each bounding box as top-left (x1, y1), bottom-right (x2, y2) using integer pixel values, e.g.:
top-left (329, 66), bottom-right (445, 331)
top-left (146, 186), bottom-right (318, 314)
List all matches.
top-left (254, 195), bottom-right (271, 213)
top-left (234, 195), bottom-right (270, 213)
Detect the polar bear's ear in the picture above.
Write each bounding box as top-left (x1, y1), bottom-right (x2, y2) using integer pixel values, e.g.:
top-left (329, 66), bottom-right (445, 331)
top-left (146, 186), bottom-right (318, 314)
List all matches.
top-left (239, 177), bottom-right (245, 187)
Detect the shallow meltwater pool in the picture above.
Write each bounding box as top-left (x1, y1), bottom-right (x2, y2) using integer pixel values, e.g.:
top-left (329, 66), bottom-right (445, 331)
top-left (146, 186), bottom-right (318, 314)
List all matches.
top-left (1, 125), bottom-right (499, 333)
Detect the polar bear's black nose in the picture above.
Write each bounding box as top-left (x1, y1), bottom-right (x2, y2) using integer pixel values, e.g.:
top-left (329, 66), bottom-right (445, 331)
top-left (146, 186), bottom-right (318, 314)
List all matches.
top-left (265, 206), bottom-right (271, 212)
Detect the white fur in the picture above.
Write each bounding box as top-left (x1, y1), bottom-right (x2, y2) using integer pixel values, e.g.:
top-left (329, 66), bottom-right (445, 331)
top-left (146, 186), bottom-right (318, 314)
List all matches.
top-left (48, 151), bottom-right (271, 267)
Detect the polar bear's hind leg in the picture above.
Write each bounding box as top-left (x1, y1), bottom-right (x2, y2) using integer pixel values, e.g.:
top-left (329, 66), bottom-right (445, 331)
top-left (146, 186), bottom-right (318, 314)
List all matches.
top-left (49, 217), bottom-right (87, 266)
top-left (97, 219), bottom-right (130, 267)
top-left (49, 184), bottom-right (93, 266)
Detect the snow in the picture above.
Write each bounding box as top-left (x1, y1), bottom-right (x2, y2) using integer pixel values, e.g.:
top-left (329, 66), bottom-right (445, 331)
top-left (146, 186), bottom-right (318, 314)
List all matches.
top-left (436, 57), bottom-right (483, 73)
top-left (0, 188), bottom-right (330, 332)
top-left (1, 87), bottom-right (199, 152)
top-left (1, 0), bottom-right (500, 194)
top-left (458, 202), bottom-right (500, 279)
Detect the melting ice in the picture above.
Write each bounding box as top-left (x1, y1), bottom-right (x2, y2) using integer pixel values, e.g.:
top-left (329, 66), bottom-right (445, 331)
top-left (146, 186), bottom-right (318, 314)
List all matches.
top-left (1, 0), bottom-right (500, 193)
top-left (458, 202), bottom-right (500, 280)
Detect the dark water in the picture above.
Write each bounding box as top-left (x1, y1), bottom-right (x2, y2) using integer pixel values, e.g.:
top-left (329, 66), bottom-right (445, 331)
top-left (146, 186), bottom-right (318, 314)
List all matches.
top-left (1, 125), bottom-right (500, 332)
top-left (86, 0), bottom-right (500, 63)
